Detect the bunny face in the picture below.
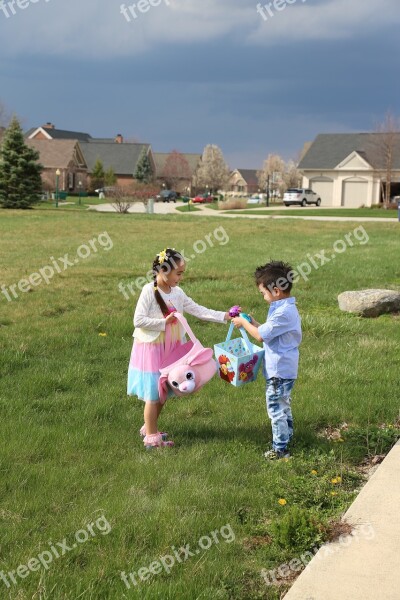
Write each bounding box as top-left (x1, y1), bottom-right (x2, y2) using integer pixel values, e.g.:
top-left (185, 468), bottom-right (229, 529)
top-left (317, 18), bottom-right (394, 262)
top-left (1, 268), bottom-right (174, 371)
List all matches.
top-left (158, 344), bottom-right (217, 402)
top-left (169, 368), bottom-right (196, 394)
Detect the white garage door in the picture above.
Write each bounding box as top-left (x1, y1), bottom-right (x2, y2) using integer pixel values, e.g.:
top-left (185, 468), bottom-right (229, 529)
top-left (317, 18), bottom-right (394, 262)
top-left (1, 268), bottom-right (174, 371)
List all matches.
top-left (342, 181), bottom-right (368, 208)
top-left (310, 181), bottom-right (333, 206)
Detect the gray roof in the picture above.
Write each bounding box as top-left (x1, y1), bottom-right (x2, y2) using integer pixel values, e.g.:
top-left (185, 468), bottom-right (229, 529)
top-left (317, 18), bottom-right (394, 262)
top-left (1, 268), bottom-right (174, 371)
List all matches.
top-left (79, 142), bottom-right (151, 175)
top-left (299, 133), bottom-right (400, 170)
top-left (25, 127), bottom-right (92, 142)
top-left (235, 169), bottom-right (259, 186)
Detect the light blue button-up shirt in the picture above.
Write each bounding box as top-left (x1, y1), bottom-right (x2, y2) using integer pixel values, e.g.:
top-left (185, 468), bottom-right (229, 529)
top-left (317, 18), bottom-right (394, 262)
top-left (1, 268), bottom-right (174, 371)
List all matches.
top-left (258, 297), bottom-right (302, 380)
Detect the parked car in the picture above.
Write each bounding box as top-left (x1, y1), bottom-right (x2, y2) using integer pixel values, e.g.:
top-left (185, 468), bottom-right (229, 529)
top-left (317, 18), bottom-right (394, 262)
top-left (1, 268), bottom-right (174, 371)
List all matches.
top-left (95, 187), bottom-right (117, 196)
top-left (157, 190), bottom-right (178, 203)
top-left (193, 193), bottom-right (215, 204)
top-left (283, 188), bottom-right (321, 207)
top-left (247, 194), bottom-right (265, 204)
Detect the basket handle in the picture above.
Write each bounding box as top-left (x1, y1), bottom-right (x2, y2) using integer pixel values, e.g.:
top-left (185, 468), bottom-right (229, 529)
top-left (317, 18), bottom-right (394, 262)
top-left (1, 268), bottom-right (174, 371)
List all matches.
top-left (225, 322), bottom-right (253, 354)
top-left (164, 311), bottom-right (198, 355)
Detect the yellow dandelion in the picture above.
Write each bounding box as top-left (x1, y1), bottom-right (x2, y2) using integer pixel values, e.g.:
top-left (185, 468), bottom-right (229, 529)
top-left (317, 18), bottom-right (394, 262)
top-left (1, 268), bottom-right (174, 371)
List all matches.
top-left (331, 478), bottom-right (338, 484)
top-left (336, 476), bottom-right (342, 483)
top-left (98, 333), bottom-right (107, 337)
top-left (311, 470), bottom-right (318, 475)
top-left (278, 498), bottom-right (287, 506)
top-left (331, 491), bottom-right (338, 496)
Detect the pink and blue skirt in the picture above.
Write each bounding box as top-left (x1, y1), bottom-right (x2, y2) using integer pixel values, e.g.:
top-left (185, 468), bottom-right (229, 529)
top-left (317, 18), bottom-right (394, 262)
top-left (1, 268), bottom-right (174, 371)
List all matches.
top-left (127, 325), bottom-right (183, 402)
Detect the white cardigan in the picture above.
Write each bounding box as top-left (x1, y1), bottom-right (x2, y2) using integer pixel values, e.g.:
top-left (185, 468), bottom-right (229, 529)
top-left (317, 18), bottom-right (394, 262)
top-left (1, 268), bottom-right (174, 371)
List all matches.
top-left (133, 283), bottom-right (227, 342)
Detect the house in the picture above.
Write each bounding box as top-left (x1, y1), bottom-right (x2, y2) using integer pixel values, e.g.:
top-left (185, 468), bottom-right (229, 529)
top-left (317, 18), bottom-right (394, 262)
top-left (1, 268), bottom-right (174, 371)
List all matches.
top-left (153, 152), bottom-right (202, 194)
top-left (26, 139), bottom-right (88, 193)
top-left (26, 123), bottom-right (93, 142)
top-left (298, 133), bottom-right (400, 207)
top-left (79, 142), bottom-right (154, 188)
top-left (25, 124), bottom-right (154, 190)
top-left (228, 169), bottom-right (259, 195)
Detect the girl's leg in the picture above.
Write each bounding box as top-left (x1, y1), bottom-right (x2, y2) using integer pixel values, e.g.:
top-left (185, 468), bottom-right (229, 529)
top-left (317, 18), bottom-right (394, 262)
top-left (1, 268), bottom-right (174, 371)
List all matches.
top-left (143, 402), bottom-right (174, 448)
top-left (144, 401), bottom-right (160, 436)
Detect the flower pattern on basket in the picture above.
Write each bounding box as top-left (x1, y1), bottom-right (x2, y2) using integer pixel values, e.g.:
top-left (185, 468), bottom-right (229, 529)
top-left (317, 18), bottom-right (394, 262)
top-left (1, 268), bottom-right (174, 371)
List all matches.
top-left (218, 355), bottom-right (235, 383)
top-left (238, 355), bottom-right (258, 381)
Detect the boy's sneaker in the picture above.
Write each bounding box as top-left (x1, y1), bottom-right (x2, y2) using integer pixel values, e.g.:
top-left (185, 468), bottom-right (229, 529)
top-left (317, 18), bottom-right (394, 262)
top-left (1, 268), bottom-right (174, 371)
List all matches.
top-left (264, 449), bottom-right (290, 461)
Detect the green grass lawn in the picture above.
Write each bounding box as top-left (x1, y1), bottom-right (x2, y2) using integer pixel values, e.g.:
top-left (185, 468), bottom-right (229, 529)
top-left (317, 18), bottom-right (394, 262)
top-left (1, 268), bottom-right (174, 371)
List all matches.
top-left (175, 204), bottom-right (201, 213)
top-left (0, 209), bottom-right (399, 599)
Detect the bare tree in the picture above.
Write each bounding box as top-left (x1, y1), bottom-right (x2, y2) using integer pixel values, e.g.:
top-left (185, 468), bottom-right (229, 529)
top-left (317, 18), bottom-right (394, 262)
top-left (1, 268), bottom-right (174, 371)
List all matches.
top-left (196, 145), bottom-right (230, 193)
top-left (161, 150), bottom-right (192, 191)
top-left (373, 111), bottom-right (400, 208)
top-left (110, 182), bottom-right (159, 214)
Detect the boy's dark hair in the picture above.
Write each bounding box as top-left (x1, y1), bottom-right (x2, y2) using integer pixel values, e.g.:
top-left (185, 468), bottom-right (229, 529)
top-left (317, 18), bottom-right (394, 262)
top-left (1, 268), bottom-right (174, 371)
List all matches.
top-left (254, 260), bottom-right (294, 294)
top-left (152, 248), bottom-right (184, 316)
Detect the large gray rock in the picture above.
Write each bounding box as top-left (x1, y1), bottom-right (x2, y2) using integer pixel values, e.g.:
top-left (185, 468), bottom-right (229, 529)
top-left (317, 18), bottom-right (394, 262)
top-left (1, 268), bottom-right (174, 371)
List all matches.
top-left (338, 289), bottom-right (400, 317)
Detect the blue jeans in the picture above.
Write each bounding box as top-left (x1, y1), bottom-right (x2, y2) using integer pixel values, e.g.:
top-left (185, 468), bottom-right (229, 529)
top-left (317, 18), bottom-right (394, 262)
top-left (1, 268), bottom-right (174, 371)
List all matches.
top-left (266, 378), bottom-right (295, 452)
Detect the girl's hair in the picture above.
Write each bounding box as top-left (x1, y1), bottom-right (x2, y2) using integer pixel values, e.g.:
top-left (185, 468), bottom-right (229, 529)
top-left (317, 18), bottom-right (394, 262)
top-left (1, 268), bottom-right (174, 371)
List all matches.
top-left (152, 248), bottom-right (184, 316)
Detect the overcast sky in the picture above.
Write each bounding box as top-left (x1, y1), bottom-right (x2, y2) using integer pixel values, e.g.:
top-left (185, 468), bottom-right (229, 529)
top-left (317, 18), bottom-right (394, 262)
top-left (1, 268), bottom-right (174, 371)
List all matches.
top-left (1, 0), bottom-right (399, 168)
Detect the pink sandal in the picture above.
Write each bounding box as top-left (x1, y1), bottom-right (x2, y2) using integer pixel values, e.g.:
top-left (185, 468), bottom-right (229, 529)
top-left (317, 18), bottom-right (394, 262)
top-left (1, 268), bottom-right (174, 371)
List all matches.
top-left (140, 425), bottom-right (168, 441)
top-left (143, 433), bottom-right (174, 449)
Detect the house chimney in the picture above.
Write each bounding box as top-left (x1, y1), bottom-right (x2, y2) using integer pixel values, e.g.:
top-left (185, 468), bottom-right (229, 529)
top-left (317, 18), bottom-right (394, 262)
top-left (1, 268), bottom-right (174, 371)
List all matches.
top-left (115, 134), bottom-right (124, 144)
top-left (43, 122), bottom-right (55, 130)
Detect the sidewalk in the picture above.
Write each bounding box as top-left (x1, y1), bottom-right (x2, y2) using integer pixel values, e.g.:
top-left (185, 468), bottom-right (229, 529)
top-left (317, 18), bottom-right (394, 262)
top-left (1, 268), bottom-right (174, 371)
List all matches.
top-left (284, 440), bottom-right (400, 600)
top-left (88, 203), bottom-right (396, 223)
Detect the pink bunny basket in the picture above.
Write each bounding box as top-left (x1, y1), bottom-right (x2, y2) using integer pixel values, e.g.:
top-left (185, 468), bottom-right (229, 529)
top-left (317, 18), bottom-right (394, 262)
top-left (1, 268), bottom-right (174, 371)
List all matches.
top-left (158, 312), bottom-right (217, 403)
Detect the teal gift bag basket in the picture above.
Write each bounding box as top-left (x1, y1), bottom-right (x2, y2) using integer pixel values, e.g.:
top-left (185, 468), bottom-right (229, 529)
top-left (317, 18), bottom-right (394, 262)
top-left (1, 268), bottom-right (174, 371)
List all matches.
top-left (214, 323), bottom-right (264, 387)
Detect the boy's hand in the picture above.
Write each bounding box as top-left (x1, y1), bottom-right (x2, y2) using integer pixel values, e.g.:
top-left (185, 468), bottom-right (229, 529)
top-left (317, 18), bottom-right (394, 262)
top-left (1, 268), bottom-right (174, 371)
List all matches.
top-left (224, 312), bottom-right (232, 321)
top-left (232, 316), bottom-right (245, 328)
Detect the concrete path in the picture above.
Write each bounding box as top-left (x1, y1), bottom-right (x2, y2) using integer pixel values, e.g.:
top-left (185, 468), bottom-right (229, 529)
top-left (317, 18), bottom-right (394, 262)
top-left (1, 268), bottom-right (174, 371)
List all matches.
top-left (284, 440), bottom-right (400, 600)
top-left (88, 202), bottom-right (397, 223)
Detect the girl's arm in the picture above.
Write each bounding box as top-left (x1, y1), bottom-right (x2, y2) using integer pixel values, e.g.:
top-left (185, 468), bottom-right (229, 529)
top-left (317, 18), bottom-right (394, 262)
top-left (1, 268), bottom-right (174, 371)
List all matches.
top-left (133, 286), bottom-right (166, 331)
top-left (182, 292), bottom-right (228, 323)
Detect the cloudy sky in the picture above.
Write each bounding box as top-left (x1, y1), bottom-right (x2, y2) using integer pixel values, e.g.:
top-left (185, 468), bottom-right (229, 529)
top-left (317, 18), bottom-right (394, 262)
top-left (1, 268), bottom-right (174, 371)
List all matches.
top-left (1, 0), bottom-right (399, 168)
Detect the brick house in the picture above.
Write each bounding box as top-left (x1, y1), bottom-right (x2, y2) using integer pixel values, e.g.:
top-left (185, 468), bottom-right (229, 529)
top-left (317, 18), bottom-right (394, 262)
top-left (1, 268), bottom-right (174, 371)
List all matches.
top-left (26, 139), bottom-right (88, 193)
top-left (25, 124), bottom-right (154, 190)
top-left (227, 169), bottom-right (259, 195)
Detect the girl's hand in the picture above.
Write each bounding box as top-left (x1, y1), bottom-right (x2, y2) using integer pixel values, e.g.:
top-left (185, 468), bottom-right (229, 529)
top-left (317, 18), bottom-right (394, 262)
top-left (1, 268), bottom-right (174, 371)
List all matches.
top-left (165, 312), bottom-right (177, 324)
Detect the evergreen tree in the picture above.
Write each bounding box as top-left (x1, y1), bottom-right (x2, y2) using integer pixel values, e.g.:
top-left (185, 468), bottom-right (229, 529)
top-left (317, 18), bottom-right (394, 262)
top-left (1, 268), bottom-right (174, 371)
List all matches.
top-left (104, 166), bottom-right (117, 186)
top-left (134, 148), bottom-right (153, 183)
top-left (90, 158), bottom-right (105, 192)
top-left (0, 116), bottom-right (43, 209)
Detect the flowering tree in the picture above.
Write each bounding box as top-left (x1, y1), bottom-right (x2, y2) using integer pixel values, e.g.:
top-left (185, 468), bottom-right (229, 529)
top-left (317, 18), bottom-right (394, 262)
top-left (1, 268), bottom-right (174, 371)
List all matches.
top-left (196, 145), bottom-right (230, 193)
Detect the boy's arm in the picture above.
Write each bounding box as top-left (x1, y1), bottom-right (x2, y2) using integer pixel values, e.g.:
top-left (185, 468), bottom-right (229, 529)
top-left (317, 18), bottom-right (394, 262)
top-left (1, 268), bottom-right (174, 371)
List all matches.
top-left (231, 316), bottom-right (263, 342)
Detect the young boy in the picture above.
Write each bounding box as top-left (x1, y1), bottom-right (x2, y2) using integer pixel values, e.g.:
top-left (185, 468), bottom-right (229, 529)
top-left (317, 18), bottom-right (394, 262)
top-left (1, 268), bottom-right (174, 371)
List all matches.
top-left (232, 261), bottom-right (302, 460)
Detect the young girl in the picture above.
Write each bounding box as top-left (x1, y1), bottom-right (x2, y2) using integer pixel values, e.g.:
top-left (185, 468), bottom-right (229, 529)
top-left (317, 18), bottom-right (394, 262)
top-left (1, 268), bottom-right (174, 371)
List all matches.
top-left (127, 248), bottom-right (230, 449)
